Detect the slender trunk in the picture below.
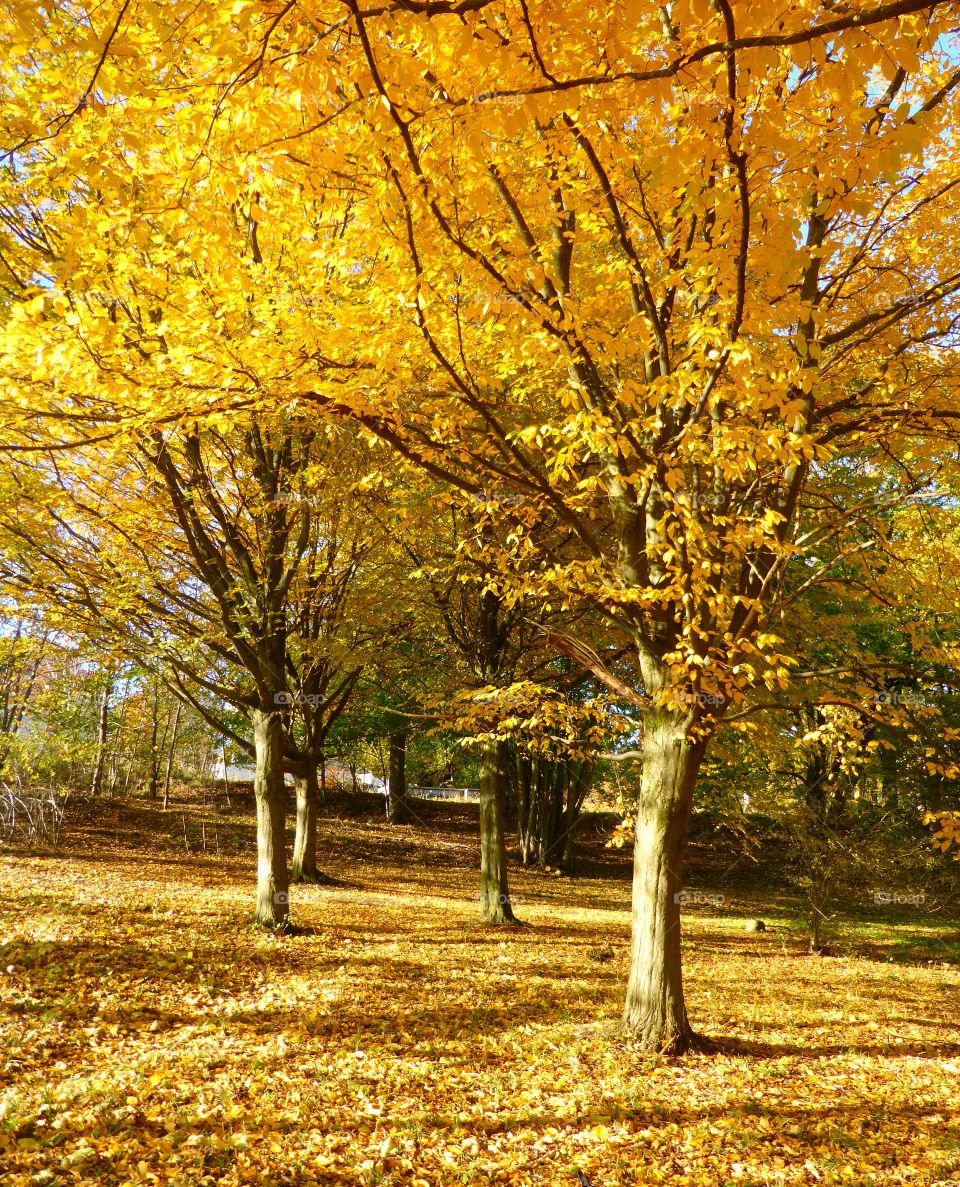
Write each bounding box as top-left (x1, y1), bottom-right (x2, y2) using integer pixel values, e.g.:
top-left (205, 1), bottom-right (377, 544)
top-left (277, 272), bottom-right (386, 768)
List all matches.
top-left (122, 746), bottom-right (137, 798)
top-left (516, 751), bottom-right (531, 864)
top-left (623, 711), bottom-right (706, 1053)
top-left (546, 762), bottom-right (569, 868)
top-left (252, 707), bottom-right (289, 927)
top-left (479, 738), bottom-right (516, 923)
top-left (809, 907), bottom-right (824, 954)
top-left (90, 683), bottom-right (111, 797)
top-left (147, 682), bottom-right (160, 799)
top-left (219, 740), bottom-right (233, 810)
top-left (808, 872), bottom-right (830, 952)
top-left (291, 764), bottom-right (321, 882)
top-left (387, 729), bottom-right (411, 824)
top-left (524, 756), bottom-right (539, 864)
top-left (162, 702), bottom-right (181, 810)
top-left (562, 760), bottom-right (592, 871)
top-left (107, 694), bottom-right (128, 797)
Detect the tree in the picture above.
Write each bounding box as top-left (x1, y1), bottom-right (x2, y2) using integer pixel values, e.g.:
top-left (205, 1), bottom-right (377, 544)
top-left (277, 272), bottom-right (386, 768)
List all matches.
top-left (0, 417), bottom-right (374, 924)
top-left (281, 469), bottom-right (379, 881)
top-left (396, 489), bottom-right (605, 922)
top-left (89, 673), bottom-right (112, 798)
top-left (513, 749), bottom-right (594, 872)
top-left (385, 727), bottom-right (409, 825)
top-left (0, 615), bottom-right (49, 773)
top-left (290, 1), bottom-right (960, 1048)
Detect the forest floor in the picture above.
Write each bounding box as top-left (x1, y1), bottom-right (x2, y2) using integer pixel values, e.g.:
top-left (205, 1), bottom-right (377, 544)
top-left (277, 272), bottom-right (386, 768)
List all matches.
top-left (2, 789), bottom-right (960, 1186)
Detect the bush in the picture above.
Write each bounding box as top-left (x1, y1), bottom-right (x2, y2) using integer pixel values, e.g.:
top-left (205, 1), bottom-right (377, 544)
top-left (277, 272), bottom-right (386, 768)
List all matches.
top-left (0, 780), bottom-right (70, 847)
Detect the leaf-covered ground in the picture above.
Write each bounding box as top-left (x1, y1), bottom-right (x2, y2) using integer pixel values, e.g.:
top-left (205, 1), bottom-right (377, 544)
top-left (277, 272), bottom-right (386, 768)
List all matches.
top-left (2, 793), bottom-right (960, 1186)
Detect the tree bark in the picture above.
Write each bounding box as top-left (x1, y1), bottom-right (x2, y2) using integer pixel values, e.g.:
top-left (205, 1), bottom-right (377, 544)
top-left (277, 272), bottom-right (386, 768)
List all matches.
top-left (162, 702), bottom-right (181, 810)
top-left (622, 710), bottom-right (706, 1053)
top-left (106, 692), bottom-right (127, 797)
top-left (147, 681), bottom-right (160, 799)
top-left (90, 682), bottom-right (111, 797)
top-left (291, 763), bottom-right (321, 882)
top-left (562, 760), bottom-right (592, 871)
top-left (516, 751), bottom-right (532, 864)
top-left (218, 740), bottom-right (233, 811)
top-left (387, 729), bottom-right (411, 824)
top-left (514, 751), bottom-right (589, 871)
top-left (479, 738), bottom-right (516, 923)
top-left (252, 707), bottom-right (290, 927)
top-left (122, 745), bottom-right (137, 798)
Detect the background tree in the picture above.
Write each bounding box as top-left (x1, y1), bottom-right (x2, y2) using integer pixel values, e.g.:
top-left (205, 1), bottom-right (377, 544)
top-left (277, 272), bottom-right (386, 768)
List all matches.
top-left (0, 615), bottom-right (49, 775)
top-left (0, 417), bottom-right (371, 925)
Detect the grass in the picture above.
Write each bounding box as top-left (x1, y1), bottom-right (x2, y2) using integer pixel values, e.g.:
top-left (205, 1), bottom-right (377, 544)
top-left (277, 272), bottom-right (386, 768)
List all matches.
top-left (1, 790), bottom-right (960, 1185)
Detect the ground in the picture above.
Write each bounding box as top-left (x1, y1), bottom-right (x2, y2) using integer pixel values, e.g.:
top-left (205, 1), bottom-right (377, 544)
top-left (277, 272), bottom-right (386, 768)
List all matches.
top-left (2, 791), bottom-right (960, 1186)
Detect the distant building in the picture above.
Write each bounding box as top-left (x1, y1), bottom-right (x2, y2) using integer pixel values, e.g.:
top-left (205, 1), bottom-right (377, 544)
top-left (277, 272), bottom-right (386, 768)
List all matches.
top-left (323, 761), bottom-right (387, 794)
top-left (212, 758), bottom-right (256, 783)
top-left (212, 756), bottom-right (384, 792)
top-left (212, 758), bottom-right (294, 785)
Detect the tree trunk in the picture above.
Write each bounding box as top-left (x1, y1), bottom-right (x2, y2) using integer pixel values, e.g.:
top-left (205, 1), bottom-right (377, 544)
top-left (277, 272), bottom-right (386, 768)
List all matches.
top-left (90, 683), bottom-right (111, 796)
top-left (121, 745), bottom-right (137, 798)
top-left (516, 751), bottom-right (531, 864)
top-left (162, 702), bottom-right (181, 810)
top-left (807, 872), bottom-right (830, 953)
top-left (291, 763), bottom-right (321, 882)
top-left (622, 711), bottom-right (706, 1053)
top-left (514, 752), bottom-right (589, 871)
top-left (147, 681), bottom-right (160, 799)
top-left (107, 692), bottom-right (129, 797)
top-left (544, 763), bottom-right (566, 868)
top-left (387, 729), bottom-right (411, 824)
top-left (562, 760), bottom-right (592, 871)
top-left (478, 738), bottom-right (516, 923)
top-left (524, 754), bottom-right (540, 864)
top-left (219, 740), bottom-right (233, 811)
top-left (252, 707), bottom-right (290, 928)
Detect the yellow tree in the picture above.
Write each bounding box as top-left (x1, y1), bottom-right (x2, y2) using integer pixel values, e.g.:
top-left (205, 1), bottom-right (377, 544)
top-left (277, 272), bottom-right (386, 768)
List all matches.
top-left (268, 1), bottom-right (960, 1052)
top-left (0, 416), bottom-right (378, 923)
top-left (393, 479), bottom-right (613, 920)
